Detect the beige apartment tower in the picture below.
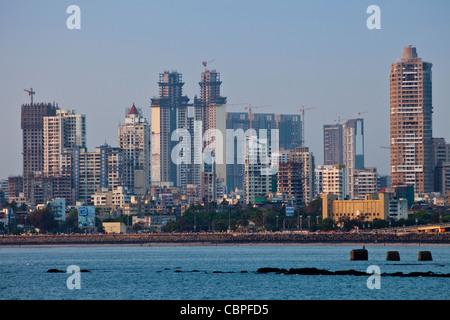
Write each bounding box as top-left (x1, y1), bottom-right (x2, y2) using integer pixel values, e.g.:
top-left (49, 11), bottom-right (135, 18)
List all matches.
top-left (390, 45), bottom-right (433, 195)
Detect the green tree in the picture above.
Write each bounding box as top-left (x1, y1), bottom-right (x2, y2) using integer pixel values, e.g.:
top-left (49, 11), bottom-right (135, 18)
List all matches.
top-left (321, 218), bottom-right (334, 231)
top-left (28, 207), bottom-right (58, 233)
top-left (60, 210), bottom-right (79, 233)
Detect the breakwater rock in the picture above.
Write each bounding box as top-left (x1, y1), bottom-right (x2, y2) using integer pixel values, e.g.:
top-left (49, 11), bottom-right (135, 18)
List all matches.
top-left (256, 267), bottom-right (450, 278)
top-left (1, 232), bottom-right (450, 246)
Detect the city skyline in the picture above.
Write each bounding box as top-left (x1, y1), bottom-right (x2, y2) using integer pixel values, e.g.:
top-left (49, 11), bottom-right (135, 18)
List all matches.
top-left (1, 1), bottom-right (450, 180)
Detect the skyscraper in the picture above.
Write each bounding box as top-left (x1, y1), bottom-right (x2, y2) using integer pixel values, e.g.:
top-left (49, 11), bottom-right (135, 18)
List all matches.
top-left (244, 135), bottom-right (274, 204)
top-left (151, 71), bottom-right (190, 187)
top-left (21, 102), bottom-right (58, 202)
top-left (42, 109), bottom-right (86, 205)
top-left (198, 69), bottom-right (227, 201)
top-left (289, 147), bottom-right (316, 205)
top-left (43, 109), bottom-right (86, 177)
top-left (323, 124), bottom-right (343, 166)
top-left (390, 45), bottom-right (433, 194)
top-left (226, 112), bottom-right (301, 192)
top-left (342, 118), bottom-right (364, 199)
top-left (71, 144), bottom-right (123, 204)
top-left (315, 165), bottom-right (346, 200)
top-left (118, 104), bottom-right (150, 196)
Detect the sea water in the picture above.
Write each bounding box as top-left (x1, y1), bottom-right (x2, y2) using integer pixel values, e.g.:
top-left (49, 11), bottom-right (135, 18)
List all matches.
top-left (0, 244), bottom-right (449, 300)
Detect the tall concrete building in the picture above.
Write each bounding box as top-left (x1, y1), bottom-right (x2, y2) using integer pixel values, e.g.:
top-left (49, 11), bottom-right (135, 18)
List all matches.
top-left (40, 109), bottom-right (86, 205)
top-left (226, 112), bottom-right (301, 192)
top-left (315, 165), bottom-right (346, 200)
top-left (118, 104), bottom-right (150, 196)
top-left (390, 45), bottom-right (433, 195)
top-left (323, 124), bottom-right (343, 166)
top-left (71, 144), bottom-right (123, 204)
top-left (352, 168), bottom-right (380, 200)
top-left (323, 119), bottom-right (364, 199)
top-left (151, 71), bottom-right (190, 188)
top-left (43, 109), bottom-right (86, 177)
top-left (279, 147), bottom-right (316, 205)
top-left (244, 135), bottom-right (275, 204)
top-left (342, 118), bottom-right (364, 199)
top-left (432, 137), bottom-right (450, 199)
top-left (21, 102), bottom-right (58, 202)
top-left (276, 151), bottom-right (303, 206)
top-left (198, 69), bottom-right (227, 202)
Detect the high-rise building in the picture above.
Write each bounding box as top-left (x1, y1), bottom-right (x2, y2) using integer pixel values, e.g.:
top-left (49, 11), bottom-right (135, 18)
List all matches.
top-left (276, 156), bottom-right (303, 206)
top-left (352, 168), bottom-right (380, 200)
top-left (7, 176), bottom-right (23, 201)
top-left (118, 104), bottom-right (150, 196)
top-left (198, 69), bottom-right (227, 202)
top-left (43, 109), bottom-right (86, 177)
top-left (289, 147), bottom-right (316, 205)
top-left (226, 112), bottom-right (301, 192)
top-left (21, 102), bottom-right (58, 202)
top-left (315, 165), bottom-right (346, 200)
top-left (41, 109), bottom-right (86, 205)
top-left (244, 135), bottom-right (275, 204)
top-left (390, 45), bottom-right (433, 194)
top-left (323, 118), bottom-right (365, 199)
top-left (151, 72), bottom-right (190, 187)
top-left (323, 124), bottom-right (343, 166)
top-left (71, 144), bottom-right (123, 204)
top-left (432, 137), bottom-right (450, 198)
top-left (342, 118), bottom-right (364, 199)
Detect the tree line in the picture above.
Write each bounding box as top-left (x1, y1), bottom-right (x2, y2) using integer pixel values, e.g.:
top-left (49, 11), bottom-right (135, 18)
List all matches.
top-left (1, 199), bottom-right (448, 235)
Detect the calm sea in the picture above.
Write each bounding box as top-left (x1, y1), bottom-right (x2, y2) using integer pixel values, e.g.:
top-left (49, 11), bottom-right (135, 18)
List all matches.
top-left (0, 244), bottom-right (449, 300)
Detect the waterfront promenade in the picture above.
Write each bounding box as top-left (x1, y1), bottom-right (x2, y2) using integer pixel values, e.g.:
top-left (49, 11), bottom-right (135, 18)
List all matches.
top-left (1, 231), bottom-right (450, 246)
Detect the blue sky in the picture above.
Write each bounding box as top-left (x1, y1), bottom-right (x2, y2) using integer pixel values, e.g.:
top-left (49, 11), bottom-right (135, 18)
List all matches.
top-left (1, 0), bottom-right (450, 178)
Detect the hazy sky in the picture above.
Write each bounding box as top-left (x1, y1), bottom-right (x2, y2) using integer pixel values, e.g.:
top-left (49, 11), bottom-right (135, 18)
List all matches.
top-left (1, 0), bottom-right (449, 179)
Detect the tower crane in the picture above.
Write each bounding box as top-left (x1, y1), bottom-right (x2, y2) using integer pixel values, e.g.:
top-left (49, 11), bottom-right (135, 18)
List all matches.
top-left (245, 104), bottom-right (271, 130)
top-left (202, 59), bottom-right (215, 71)
top-left (225, 103), bottom-right (248, 108)
top-left (334, 116), bottom-right (349, 124)
top-left (356, 111), bottom-right (368, 117)
top-left (24, 88), bottom-right (35, 105)
top-left (299, 105), bottom-right (318, 147)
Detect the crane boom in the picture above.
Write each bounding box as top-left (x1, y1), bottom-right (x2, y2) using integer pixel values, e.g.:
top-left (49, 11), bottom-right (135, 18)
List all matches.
top-left (245, 104), bottom-right (270, 129)
top-left (202, 59), bottom-right (215, 71)
top-left (24, 88), bottom-right (35, 105)
top-left (299, 105), bottom-right (318, 147)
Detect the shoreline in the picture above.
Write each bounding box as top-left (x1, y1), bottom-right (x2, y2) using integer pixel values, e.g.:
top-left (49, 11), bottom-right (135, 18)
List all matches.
top-left (3, 242), bottom-right (449, 248)
top-left (1, 232), bottom-right (450, 247)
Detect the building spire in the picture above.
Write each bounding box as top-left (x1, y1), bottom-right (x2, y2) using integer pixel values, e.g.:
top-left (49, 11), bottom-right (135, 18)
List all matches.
top-left (128, 103), bottom-right (139, 115)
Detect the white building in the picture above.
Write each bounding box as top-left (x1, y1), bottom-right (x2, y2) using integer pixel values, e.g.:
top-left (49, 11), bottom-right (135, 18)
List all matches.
top-left (43, 109), bottom-right (86, 177)
top-left (36, 198), bottom-right (66, 221)
top-left (245, 135), bottom-right (273, 204)
top-left (118, 104), bottom-right (150, 196)
top-left (91, 186), bottom-right (132, 208)
top-left (353, 168), bottom-right (380, 200)
top-left (315, 165), bottom-right (346, 200)
top-left (389, 199), bottom-right (409, 221)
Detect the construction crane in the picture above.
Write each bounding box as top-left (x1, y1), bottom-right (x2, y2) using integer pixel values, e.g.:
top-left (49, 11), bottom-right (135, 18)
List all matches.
top-left (24, 88), bottom-right (35, 105)
top-left (225, 103), bottom-right (248, 108)
top-left (245, 104), bottom-right (271, 130)
top-left (299, 105), bottom-right (318, 147)
top-left (202, 59), bottom-right (215, 71)
top-left (334, 116), bottom-right (349, 124)
top-left (356, 111), bottom-right (368, 117)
